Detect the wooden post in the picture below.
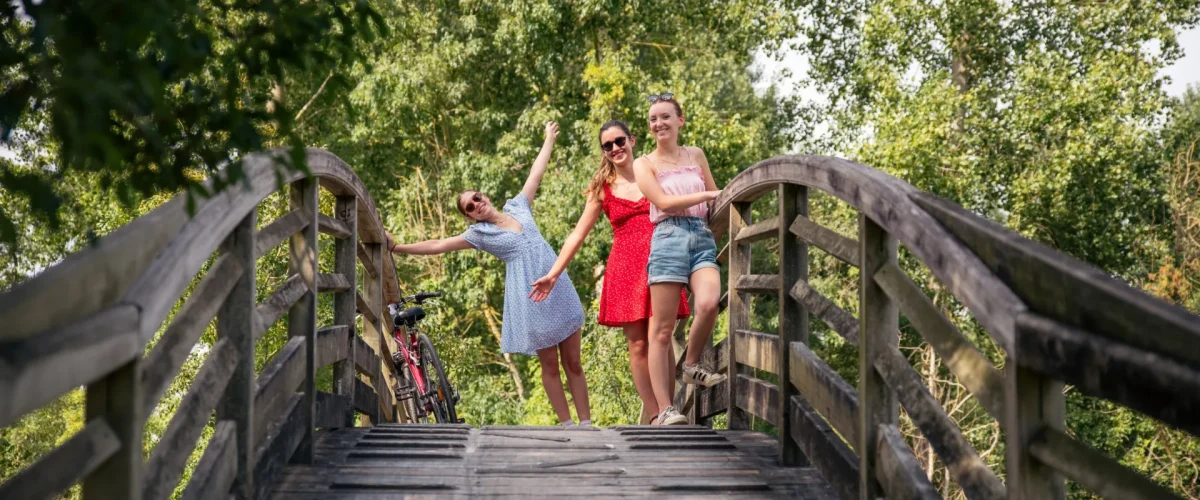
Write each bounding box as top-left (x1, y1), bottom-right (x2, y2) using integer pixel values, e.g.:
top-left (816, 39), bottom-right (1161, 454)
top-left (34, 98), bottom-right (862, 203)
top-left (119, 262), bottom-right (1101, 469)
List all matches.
top-left (216, 211), bottom-right (256, 499)
top-left (727, 201), bottom-right (753, 430)
top-left (858, 214), bottom-right (898, 499)
top-left (1006, 366), bottom-right (1065, 499)
top-left (82, 361), bottom-right (142, 500)
top-left (288, 178), bottom-right (318, 462)
top-left (332, 196), bottom-right (358, 428)
top-left (361, 242), bottom-right (385, 425)
top-left (778, 184), bottom-right (808, 466)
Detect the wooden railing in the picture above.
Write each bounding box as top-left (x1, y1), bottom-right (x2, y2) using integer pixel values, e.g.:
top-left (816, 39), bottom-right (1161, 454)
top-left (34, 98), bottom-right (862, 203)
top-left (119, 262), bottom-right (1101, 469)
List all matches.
top-left (0, 149), bottom-right (409, 500)
top-left (681, 155), bottom-right (1200, 500)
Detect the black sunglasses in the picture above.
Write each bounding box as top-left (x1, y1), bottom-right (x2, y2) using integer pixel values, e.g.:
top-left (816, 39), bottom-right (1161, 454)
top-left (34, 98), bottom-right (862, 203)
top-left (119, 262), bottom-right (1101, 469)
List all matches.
top-left (463, 192), bottom-right (484, 214)
top-left (601, 136), bottom-right (628, 152)
top-left (647, 92), bottom-right (675, 103)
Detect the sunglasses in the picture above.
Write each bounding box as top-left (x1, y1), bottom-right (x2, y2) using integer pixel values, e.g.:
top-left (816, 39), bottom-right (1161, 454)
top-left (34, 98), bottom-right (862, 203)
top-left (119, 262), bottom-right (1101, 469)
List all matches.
top-left (463, 193), bottom-right (484, 214)
top-left (601, 136), bottom-right (628, 152)
top-left (647, 92), bottom-right (675, 103)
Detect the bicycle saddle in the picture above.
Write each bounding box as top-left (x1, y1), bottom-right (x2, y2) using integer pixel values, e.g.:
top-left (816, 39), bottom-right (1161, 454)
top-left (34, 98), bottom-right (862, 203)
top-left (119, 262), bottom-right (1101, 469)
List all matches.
top-left (394, 306), bottom-right (426, 328)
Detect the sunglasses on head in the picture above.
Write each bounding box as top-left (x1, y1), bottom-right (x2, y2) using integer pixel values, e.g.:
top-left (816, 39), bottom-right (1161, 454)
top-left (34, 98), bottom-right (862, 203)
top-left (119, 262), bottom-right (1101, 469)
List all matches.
top-left (601, 136), bottom-right (628, 152)
top-left (463, 192), bottom-right (484, 214)
top-left (647, 92), bottom-right (675, 103)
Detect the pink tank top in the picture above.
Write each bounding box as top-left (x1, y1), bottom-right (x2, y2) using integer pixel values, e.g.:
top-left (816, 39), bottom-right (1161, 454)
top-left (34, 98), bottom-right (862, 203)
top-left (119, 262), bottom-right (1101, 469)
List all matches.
top-left (647, 149), bottom-right (709, 224)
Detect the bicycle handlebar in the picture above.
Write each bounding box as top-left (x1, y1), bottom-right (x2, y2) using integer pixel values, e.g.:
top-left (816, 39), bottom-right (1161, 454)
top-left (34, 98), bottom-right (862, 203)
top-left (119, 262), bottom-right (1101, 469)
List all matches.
top-left (399, 291), bottom-right (443, 305)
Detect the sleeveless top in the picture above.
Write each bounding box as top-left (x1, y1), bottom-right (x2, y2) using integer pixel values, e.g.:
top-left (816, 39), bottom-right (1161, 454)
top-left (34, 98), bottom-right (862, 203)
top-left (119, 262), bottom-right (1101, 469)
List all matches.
top-left (647, 148), bottom-right (709, 223)
top-left (596, 183), bottom-right (689, 327)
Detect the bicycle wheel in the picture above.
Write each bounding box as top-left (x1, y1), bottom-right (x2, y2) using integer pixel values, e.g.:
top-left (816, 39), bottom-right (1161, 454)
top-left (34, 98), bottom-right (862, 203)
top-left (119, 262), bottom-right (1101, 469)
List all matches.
top-left (397, 357), bottom-right (427, 424)
top-left (418, 334), bottom-right (457, 423)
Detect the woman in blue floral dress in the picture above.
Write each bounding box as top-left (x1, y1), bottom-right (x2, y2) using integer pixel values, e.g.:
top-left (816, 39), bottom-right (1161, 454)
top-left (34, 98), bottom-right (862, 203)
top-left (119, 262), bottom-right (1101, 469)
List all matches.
top-left (386, 122), bottom-right (590, 426)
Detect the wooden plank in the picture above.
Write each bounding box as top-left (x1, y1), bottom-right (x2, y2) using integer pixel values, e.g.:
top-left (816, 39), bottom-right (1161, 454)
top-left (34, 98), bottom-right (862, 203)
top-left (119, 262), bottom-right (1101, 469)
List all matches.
top-left (1028, 427), bottom-right (1183, 500)
top-left (0, 418), bottom-right (120, 500)
top-left (734, 274), bottom-right (780, 294)
top-left (735, 215), bottom-right (781, 243)
top-left (253, 274), bottom-right (307, 342)
top-left (317, 213), bottom-right (352, 239)
top-left (913, 191), bottom-right (1200, 366)
top-left (1015, 312), bottom-right (1200, 435)
top-left (790, 281), bottom-right (858, 344)
top-left (874, 423), bottom-right (940, 500)
top-left (1008, 362), bottom-right (1066, 498)
top-left (790, 395), bottom-right (860, 500)
top-left (778, 183), bottom-right (808, 465)
top-left (0, 305), bottom-right (139, 429)
top-left (179, 420), bottom-right (238, 500)
top-left (790, 214), bottom-right (860, 267)
top-left (727, 201), bottom-right (752, 430)
top-left (316, 273), bottom-right (352, 293)
top-left (874, 347), bottom-right (1005, 500)
top-left (253, 337), bottom-right (306, 449)
top-left (254, 209), bottom-right (309, 260)
top-left (356, 243), bottom-right (378, 279)
top-left (142, 253), bottom-right (243, 417)
top-left (332, 195), bottom-right (358, 430)
top-left (315, 392), bottom-right (354, 429)
top-left (873, 262), bottom-right (1005, 421)
top-left (355, 291), bottom-right (380, 328)
top-left (315, 326), bottom-right (350, 369)
top-left (353, 335), bottom-right (380, 380)
top-left (733, 330), bottom-right (779, 375)
top-left (698, 379), bottom-right (730, 420)
top-left (354, 378), bottom-right (380, 421)
top-left (82, 359), bottom-right (142, 500)
top-left (789, 341), bottom-right (860, 448)
top-left (143, 339), bottom-right (238, 500)
top-left (858, 213), bottom-right (899, 500)
top-left (216, 211), bottom-right (256, 500)
top-left (288, 177), bottom-right (317, 464)
top-left (253, 394), bottom-right (305, 500)
top-left (359, 241), bottom-right (391, 423)
top-left (734, 374), bottom-right (780, 426)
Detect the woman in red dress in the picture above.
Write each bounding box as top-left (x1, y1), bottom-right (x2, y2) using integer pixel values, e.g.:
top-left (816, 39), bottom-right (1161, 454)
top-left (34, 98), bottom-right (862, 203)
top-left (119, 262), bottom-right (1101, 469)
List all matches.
top-left (529, 120), bottom-right (689, 424)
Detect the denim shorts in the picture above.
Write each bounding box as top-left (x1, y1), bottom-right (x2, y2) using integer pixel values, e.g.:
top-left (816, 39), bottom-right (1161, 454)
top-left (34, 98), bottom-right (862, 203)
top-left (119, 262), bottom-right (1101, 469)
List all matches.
top-left (647, 216), bottom-right (720, 285)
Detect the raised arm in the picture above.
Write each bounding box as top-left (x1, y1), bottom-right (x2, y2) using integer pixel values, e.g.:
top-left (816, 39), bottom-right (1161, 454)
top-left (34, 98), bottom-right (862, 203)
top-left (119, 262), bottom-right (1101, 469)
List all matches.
top-left (521, 121), bottom-right (559, 205)
top-left (633, 156), bottom-right (719, 212)
top-left (385, 233), bottom-right (474, 256)
top-left (529, 195), bottom-right (603, 301)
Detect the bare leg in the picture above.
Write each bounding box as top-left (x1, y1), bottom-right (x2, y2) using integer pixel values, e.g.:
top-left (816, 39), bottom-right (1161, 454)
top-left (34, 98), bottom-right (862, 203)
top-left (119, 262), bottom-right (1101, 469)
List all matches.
top-left (684, 268), bottom-right (722, 366)
top-left (558, 329), bottom-right (591, 422)
top-left (537, 345), bottom-right (572, 423)
top-left (648, 282), bottom-right (685, 410)
top-left (623, 320), bottom-right (658, 418)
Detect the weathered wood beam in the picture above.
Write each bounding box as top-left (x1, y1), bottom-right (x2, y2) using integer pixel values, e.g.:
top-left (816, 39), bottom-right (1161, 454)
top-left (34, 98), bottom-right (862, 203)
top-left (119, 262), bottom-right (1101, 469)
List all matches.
top-left (355, 291), bottom-right (381, 327)
top-left (316, 213), bottom-right (352, 239)
top-left (790, 214), bottom-right (860, 267)
top-left (0, 418), bottom-right (120, 500)
top-left (253, 274), bottom-right (307, 342)
top-left (874, 347), bottom-right (1005, 500)
top-left (717, 242), bottom-right (729, 264)
top-left (1015, 312), bottom-right (1200, 436)
top-left (252, 394), bottom-right (304, 500)
top-left (179, 421), bottom-right (238, 500)
top-left (143, 339), bottom-right (237, 500)
top-left (790, 395), bottom-right (860, 500)
top-left (734, 374), bottom-right (780, 426)
top-left (736, 215), bottom-right (781, 243)
top-left (697, 379), bottom-right (730, 421)
top-left (356, 243), bottom-right (378, 279)
top-left (331, 195), bottom-right (358, 429)
top-left (1028, 427), bottom-right (1183, 500)
top-left (216, 211), bottom-right (255, 500)
top-left (253, 337), bottom-right (306, 449)
top-left (315, 392), bottom-right (353, 429)
top-left (353, 377), bottom-right (380, 422)
top-left (790, 341), bottom-right (860, 449)
top-left (315, 273), bottom-right (352, 293)
top-left (735, 274), bottom-right (780, 294)
top-left (354, 335), bottom-right (381, 381)
top-left (778, 183), bottom-right (809, 465)
top-left (733, 330), bottom-right (779, 375)
top-left (82, 358), bottom-right (142, 500)
top-left (790, 281), bottom-right (859, 344)
top-left (314, 326), bottom-right (349, 369)
top-left (253, 210), bottom-right (309, 260)
top-left (875, 423), bottom-right (940, 500)
top-left (726, 201), bottom-right (753, 430)
top-left (858, 213), bottom-right (899, 500)
top-left (288, 178), bottom-right (318, 464)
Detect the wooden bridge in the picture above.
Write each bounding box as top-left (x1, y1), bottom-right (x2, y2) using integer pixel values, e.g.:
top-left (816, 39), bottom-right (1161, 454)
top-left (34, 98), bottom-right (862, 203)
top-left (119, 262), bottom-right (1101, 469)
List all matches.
top-left (0, 149), bottom-right (1197, 499)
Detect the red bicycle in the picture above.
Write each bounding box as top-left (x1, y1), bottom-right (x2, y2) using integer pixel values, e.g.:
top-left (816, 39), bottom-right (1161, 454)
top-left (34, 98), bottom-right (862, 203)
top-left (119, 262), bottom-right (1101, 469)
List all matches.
top-left (388, 291), bottom-right (459, 423)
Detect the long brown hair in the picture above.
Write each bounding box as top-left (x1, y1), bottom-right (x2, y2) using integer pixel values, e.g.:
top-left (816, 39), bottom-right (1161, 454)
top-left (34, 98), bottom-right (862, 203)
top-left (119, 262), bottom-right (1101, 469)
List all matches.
top-left (586, 120), bottom-right (633, 201)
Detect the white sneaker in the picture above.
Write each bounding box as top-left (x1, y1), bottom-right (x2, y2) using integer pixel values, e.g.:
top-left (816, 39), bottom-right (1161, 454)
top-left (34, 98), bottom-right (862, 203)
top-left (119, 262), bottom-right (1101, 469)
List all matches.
top-left (657, 406), bottom-right (688, 426)
top-left (682, 362), bottom-right (727, 387)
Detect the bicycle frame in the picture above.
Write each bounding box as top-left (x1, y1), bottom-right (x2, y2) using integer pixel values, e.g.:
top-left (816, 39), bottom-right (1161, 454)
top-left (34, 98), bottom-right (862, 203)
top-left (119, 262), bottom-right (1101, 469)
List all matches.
top-left (393, 326), bottom-right (428, 397)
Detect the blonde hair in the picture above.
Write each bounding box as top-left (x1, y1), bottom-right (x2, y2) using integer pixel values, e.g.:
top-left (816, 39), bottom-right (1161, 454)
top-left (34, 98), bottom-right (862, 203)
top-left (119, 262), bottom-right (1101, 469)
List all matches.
top-left (586, 120), bottom-right (633, 200)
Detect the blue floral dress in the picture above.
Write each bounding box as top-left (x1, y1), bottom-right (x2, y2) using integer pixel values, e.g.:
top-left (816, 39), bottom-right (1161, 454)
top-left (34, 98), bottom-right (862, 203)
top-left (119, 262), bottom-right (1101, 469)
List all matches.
top-left (460, 193), bottom-right (585, 355)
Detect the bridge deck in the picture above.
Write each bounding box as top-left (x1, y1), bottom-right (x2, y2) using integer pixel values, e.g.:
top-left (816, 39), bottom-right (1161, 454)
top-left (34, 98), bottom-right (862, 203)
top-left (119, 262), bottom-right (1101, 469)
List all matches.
top-left (270, 424), bottom-right (837, 498)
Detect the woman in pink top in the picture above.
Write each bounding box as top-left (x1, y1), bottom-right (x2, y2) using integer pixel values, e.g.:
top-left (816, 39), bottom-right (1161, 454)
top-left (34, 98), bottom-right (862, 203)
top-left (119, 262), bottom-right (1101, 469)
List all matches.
top-left (632, 93), bottom-right (726, 426)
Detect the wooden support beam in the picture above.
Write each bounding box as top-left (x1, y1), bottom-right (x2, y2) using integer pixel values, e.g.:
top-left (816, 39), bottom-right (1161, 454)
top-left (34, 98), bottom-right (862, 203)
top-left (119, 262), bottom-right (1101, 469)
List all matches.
top-left (1028, 427), bottom-right (1183, 500)
top-left (790, 395), bottom-right (860, 500)
top-left (733, 329), bottom-right (779, 375)
top-left (179, 420), bottom-right (237, 500)
top-left (215, 212), bottom-right (255, 500)
top-left (354, 335), bottom-right (381, 381)
top-left (736, 215), bottom-right (781, 243)
top-left (0, 418), bottom-right (120, 500)
top-left (734, 374), bottom-right (780, 426)
top-left (735, 274), bottom-right (780, 294)
top-left (316, 213), bottom-right (352, 239)
top-left (316, 273), bottom-right (352, 293)
top-left (82, 358), bottom-right (142, 500)
top-left (875, 424), bottom-right (940, 500)
top-left (253, 337), bottom-right (306, 450)
top-left (288, 178), bottom-right (318, 464)
top-left (314, 326), bottom-right (349, 369)
top-left (253, 275), bottom-right (307, 342)
top-left (353, 377), bottom-right (381, 422)
top-left (858, 213), bottom-right (898, 500)
top-left (253, 210), bottom-right (309, 260)
top-left (252, 395), bottom-right (304, 500)
top-left (314, 392), bottom-right (353, 430)
top-left (332, 195), bottom-right (358, 429)
top-left (778, 183), bottom-right (808, 465)
top-left (790, 281), bottom-right (858, 343)
top-left (726, 201), bottom-right (753, 430)
top-left (790, 341), bottom-right (860, 449)
top-left (790, 214), bottom-right (860, 267)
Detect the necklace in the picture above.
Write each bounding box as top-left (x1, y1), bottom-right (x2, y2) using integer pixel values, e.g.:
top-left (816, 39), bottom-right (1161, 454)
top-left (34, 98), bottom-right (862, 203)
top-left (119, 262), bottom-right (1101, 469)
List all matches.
top-left (655, 150), bottom-right (680, 166)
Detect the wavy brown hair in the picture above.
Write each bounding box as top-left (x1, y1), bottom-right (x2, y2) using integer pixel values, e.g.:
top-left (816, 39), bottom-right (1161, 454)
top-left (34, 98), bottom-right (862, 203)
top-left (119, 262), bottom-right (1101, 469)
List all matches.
top-left (586, 120), bottom-right (633, 201)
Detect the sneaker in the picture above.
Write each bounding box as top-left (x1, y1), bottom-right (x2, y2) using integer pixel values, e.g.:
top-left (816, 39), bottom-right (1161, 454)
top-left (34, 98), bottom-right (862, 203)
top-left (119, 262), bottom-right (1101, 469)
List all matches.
top-left (682, 362), bottom-right (727, 387)
top-left (657, 406), bottom-right (688, 426)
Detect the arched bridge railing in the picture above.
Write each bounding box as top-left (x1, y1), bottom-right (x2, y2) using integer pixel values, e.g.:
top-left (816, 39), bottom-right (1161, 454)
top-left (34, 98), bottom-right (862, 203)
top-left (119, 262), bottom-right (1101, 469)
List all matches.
top-left (683, 155), bottom-right (1200, 500)
top-left (0, 149), bottom-right (408, 500)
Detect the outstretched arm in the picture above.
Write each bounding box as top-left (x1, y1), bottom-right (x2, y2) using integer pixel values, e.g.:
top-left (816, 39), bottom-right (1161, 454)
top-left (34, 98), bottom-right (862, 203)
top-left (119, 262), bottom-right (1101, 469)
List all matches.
top-left (385, 233), bottom-right (474, 256)
top-left (633, 156), bottom-right (719, 212)
top-left (529, 196), bottom-right (603, 302)
top-left (522, 121), bottom-right (559, 206)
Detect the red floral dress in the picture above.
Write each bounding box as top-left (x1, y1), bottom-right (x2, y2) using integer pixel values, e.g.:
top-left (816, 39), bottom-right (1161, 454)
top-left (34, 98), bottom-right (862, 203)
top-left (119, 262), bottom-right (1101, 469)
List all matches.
top-left (597, 183), bottom-right (690, 327)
